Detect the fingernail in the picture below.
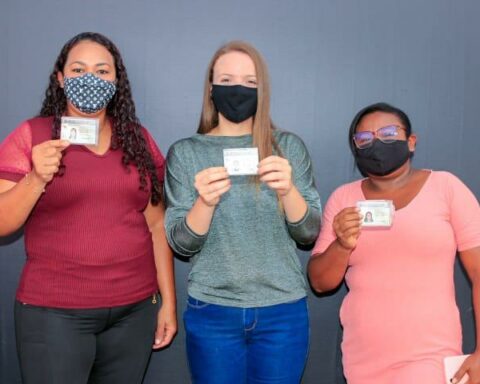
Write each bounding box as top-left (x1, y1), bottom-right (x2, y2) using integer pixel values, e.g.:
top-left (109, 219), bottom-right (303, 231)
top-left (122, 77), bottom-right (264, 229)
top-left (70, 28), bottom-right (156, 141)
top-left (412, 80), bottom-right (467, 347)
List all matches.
top-left (155, 339), bottom-right (160, 344)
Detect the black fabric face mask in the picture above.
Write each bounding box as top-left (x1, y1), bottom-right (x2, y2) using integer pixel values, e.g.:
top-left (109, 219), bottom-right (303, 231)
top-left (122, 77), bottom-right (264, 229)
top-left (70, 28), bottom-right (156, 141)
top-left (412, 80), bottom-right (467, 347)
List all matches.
top-left (355, 140), bottom-right (411, 176)
top-left (211, 84), bottom-right (257, 123)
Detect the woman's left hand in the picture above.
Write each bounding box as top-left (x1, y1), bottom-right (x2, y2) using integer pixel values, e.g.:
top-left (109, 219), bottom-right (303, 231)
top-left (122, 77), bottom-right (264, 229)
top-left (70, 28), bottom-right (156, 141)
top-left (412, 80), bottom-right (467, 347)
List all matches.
top-left (258, 155), bottom-right (293, 196)
top-left (452, 352), bottom-right (480, 384)
top-left (152, 304), bottom-right (177, 350)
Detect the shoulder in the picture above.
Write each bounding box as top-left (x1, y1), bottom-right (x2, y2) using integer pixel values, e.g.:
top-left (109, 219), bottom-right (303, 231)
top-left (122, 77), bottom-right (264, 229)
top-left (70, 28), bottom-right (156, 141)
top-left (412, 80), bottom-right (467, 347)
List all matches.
top-left (140, 126), bottom-right (153, 139)
top-left (7, 119), bottom-right (32, 138)
top-left (429, 170), bottom-right (465, 189)
top-left (140, 126), bottom-right (160, 148)
top-left (139, 127), bottom-right (165, 166)
top-left (25, 116), bottom-right (54, 131)
top-left (273, 129), bottom-right (310, 158)
top-left (12, 116), bottom-right (52, 134)
top-left (431, 170), bottom-right (461, 183)
top-left (320, 179), bottom-right (363, 218)
top-left (322, 179), bottom-right (364, 211)
top-left (166, 136), bottom-right (200, 159)
top-left (25, 116), bottom-right (54, 144)
top-left (274, 129), bottom-right (306, 148)
top-left (27, 116), bottom-right (54, 125)
top-left (329, 179), bottom-right (363, 202)
top-left (1, 117), bottom-right (52, 147)
top-left (429, 170), bottom-right (475, 196)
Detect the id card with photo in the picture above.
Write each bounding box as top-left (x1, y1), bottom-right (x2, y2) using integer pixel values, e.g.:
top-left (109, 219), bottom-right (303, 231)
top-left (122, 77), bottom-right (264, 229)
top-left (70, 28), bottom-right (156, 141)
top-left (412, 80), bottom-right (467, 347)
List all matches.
top-left (61, 117), bottom-right (99, 145)
top-left (357, 200), bottom-right (395, 227)
top-left (223, 148), bottom-right (259, 176)
top-left (443, 355), bottom-right (469, 384)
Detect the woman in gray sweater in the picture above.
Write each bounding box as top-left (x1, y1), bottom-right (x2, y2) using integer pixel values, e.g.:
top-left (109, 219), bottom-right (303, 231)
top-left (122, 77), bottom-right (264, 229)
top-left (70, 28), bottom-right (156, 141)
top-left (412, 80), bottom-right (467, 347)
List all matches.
top-left (164, 41), bottom-right (321, 384)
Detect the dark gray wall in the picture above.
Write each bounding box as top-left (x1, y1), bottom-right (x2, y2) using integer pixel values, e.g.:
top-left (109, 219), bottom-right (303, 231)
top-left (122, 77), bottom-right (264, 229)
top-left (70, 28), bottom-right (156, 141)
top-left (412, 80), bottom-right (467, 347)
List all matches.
top-left (1, 1), bottom-right (479, 383)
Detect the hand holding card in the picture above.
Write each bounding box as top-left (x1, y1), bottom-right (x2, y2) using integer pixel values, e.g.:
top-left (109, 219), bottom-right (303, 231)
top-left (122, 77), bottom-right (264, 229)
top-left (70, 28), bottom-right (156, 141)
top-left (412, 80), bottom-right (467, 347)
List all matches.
top-left (332, 207), bottom-right (363, 250)
top-left (258, 155), bottom-right (293, 196)
top-left (31, 140), bottom-right (70, 184)
top-left (194, 167), bottom-right (231, 207)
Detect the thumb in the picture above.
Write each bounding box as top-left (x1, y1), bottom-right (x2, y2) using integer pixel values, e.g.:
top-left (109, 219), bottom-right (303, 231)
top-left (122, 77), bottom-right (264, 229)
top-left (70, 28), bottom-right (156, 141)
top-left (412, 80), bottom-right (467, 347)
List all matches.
top-left (154, 321), bottom-right (166, 347)
top-left (49, 139), bottom-right (70, 149)
top-left (452, 363), bottom-right (468, 383)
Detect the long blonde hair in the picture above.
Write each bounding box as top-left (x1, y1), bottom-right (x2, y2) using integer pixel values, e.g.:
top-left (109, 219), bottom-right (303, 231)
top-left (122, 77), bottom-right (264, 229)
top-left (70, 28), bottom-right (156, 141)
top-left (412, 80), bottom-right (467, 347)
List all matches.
top-left (197, 41), bottom-right (278, 161)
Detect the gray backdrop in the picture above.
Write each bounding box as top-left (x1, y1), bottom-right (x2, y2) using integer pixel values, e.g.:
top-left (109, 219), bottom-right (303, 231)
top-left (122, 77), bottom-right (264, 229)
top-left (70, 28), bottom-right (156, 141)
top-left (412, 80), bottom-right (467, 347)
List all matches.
top-left (1, 1), bottom-right (479, 383)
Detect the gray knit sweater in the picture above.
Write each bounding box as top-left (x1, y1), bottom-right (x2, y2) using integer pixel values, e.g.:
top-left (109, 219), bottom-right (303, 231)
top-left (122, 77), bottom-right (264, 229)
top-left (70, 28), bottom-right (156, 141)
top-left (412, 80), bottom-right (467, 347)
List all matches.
top-left (164, 130), bottom-right (321, 307)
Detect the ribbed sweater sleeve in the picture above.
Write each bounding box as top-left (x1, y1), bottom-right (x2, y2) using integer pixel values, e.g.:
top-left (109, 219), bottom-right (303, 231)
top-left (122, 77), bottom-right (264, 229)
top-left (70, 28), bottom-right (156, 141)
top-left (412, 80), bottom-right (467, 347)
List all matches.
top-left (282, 132), bottom-right (322, 244)
top-left (164, 143), bottom-right (207, 256)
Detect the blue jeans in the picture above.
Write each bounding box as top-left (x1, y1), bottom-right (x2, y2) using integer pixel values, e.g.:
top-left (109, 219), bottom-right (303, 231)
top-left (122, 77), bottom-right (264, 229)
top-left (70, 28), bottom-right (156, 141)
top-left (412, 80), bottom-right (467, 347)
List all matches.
top-left (184, 296), bottom-right (309, 384)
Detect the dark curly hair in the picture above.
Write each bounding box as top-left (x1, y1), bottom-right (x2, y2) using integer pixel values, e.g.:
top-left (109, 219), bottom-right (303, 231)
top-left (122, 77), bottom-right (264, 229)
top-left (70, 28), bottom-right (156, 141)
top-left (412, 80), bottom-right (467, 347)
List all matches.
top-left (39, 32), bottom-right (162, 205)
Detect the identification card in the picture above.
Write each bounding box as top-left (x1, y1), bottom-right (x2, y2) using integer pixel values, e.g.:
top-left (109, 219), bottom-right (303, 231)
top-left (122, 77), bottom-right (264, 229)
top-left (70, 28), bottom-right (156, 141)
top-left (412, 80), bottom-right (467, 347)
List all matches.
top-left (443, 355), bottom-right (469, 384)
top-left (60, 117), bottom-right (99, 145)
top-left (223, 148), bottom-right (259, 176)
top-left (357, 200), bottom-right (395, 227)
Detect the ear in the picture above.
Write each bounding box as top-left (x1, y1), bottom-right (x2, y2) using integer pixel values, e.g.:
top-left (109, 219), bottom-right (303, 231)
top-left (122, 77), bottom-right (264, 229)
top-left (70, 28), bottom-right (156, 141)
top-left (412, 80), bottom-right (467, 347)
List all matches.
top-left (407, 133), bottom-right (417, 152)
top-left (57, 71), bottom-right (65, 88)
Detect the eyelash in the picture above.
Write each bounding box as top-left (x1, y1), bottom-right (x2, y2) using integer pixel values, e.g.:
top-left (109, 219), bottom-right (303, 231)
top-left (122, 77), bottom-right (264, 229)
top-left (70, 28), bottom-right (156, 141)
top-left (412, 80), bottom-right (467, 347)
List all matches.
top-left (219, 78), bottom-right (257, 85)
top-left (70, 68), bottom-right (109, 75)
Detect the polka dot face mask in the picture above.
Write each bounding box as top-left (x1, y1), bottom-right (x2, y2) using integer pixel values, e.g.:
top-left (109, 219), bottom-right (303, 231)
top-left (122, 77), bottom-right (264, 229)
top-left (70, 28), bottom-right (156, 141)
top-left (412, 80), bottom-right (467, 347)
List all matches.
top-left (63, 73), bottom-right (116, 114)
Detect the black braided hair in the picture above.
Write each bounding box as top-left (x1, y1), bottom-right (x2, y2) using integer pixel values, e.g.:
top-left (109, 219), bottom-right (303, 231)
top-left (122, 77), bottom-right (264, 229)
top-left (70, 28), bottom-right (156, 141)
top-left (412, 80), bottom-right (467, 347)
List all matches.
top-left (39, 32), bottom-right (162, 205)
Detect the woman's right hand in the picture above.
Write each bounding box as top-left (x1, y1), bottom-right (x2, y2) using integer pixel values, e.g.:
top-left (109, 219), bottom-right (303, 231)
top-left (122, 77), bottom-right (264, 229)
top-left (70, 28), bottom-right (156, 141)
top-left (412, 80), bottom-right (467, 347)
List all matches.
top-left (31, 140), bottom-right (70, 183)
top-left (333, 207), bottom-right (362, 250)
top-left (194, 167), bottom-right (231, 207)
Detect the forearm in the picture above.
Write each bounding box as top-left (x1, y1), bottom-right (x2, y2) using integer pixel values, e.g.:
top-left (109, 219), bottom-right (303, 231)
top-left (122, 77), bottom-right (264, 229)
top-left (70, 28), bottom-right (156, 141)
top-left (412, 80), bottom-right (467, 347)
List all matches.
top-left (152, 228), bottom-right (176, 310)
top-left (308, 239), bottom-right (351, 293)
top-left (166, 198), bottom-right (214, 257)
top-left (186, 197), bottom-right (216, 236)
top-left (459, 247), bottom-right (480, 352)
top-left (281, 185), bottom-right (321, 244)
top-left (0, 173), bottom-right (46, 236)
top-left (280, 185), bottom-right (308, 223)
top-left (472, 280), bottom-right (480, 352)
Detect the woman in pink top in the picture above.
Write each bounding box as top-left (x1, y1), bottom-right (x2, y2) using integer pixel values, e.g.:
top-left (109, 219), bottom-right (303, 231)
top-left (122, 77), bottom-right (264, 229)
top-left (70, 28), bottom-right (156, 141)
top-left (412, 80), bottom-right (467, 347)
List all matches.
top-left (308, 102), bottom-right (480, 383)
top-left (0, 32), bottom-right (176, 384)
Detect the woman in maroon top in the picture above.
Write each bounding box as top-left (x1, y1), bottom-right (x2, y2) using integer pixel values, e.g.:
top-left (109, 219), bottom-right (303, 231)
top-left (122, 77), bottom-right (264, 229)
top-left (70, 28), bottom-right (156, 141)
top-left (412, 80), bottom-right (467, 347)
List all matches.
top-left (0, 32), bottom-right (176, 384)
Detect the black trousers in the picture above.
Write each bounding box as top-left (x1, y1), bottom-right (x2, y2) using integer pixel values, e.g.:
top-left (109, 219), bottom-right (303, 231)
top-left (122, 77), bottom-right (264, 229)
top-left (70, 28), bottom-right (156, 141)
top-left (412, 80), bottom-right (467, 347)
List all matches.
top-left (15, 296), bottom-right (159, 384)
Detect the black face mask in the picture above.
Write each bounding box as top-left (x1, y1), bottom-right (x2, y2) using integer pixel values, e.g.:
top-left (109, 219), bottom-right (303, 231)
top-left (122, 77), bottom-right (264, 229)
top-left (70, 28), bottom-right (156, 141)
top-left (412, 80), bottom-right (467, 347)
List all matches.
top-left (355, 140), bottom-right (411, 176)
top-left (211, 84), bottom-right (257, 123)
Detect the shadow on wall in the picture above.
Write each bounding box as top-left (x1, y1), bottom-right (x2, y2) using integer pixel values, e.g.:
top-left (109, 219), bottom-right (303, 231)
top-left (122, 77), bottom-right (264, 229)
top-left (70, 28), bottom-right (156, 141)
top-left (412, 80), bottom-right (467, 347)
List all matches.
top-left (0, 228), bottom-right (23, 246)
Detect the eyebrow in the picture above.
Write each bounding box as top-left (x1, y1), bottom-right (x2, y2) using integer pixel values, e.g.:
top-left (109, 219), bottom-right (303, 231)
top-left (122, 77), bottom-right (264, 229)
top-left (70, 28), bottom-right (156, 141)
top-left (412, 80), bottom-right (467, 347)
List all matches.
top-left (217, 73), bottom-right (257, 78)
top-left (68, 61), bottom-right (112, 67)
